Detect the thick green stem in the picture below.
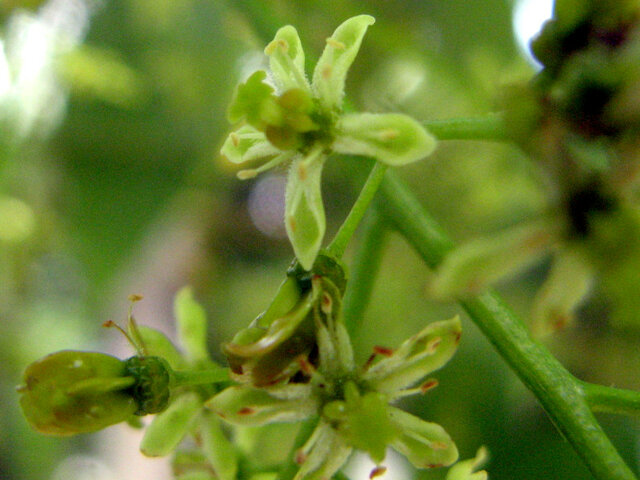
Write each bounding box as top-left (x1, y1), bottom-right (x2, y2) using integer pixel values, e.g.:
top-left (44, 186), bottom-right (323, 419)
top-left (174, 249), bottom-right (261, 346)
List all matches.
top-left (327, 162), bottom-right (388, 259)
top-left (377, 170), bottom-right (637, 480)
top-left (342, 207), bottom-right (388, 336)
top-left (171, 366), bottom-right (230, 388)
top-left (424, 113), bottom-right (510, 142)
top-left (581, 382), bottom-right (640, 418)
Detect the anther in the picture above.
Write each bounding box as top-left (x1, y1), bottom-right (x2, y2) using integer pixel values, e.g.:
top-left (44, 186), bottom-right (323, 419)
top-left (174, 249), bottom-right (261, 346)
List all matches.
top-left (369, 466), bottom-right (387, 479)
top-left (420, 379), bottom-right (439, 393)
top-left (373, 345), bottom-right (394, 357)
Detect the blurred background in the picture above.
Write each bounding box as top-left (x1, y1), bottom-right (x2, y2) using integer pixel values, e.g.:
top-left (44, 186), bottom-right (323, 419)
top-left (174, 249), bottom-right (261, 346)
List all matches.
top-left (1, 0), bottom-right (639, 479)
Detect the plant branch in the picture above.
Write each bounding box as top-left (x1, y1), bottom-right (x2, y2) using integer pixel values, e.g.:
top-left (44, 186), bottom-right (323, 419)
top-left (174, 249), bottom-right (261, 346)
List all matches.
top-left (424, 113), bottom-right (510, 142)
top-left (342, 206), bottom-right (388, 336)
top-left (580, 381), bottom-right (640, 418)
top-left (327, 162), bottom-right (388, 259)
top-left (377, 170), bottom-right (637, 480)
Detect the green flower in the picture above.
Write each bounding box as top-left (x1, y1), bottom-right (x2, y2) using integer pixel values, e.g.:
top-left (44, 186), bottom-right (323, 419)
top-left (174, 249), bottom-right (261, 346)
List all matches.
top-left (206, 269), bottom-right (461, 479)
top-left (221, 15), bottom-right (437, 270)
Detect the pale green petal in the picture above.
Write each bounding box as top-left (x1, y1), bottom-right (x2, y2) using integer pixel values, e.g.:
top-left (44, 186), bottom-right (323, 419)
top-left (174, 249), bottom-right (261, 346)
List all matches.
top-left (362, 317), bottom-right (461, 394)
top-left (201, 412), bottom-right (238, 480)
top-left (428, 220), bottom-right (561, 299)
top-left (294, 421), bottom-right (353, 480)
top-left (205, 385), bottom-right (317, 426)
top-left (389, 407), bottom-right (458, 469)
top-left (531, 249), bottom-right (593, 337)
top-left (445, 447), bottom-right (489, 480)
top-left (265, 25), bottom-right (310, 92)
top-left (221, 125), bottom-right (280, 165)
top-left (175, 287), bottom-right (209, 363)
top-left (285, 152), bottom-right (326, 271)
top-left (333, 112), bottom-right (437, 165)
top-left (312, 15), bottom-right (375, 111)
top-left (140, 392), bottom-right (203, 457)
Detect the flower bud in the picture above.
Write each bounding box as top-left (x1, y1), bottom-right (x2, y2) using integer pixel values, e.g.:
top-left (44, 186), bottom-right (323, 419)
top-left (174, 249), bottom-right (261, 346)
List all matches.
top-left (18, 350), bottom-right (172, 436)
top-left (18, 350), bottom-right (138, 436)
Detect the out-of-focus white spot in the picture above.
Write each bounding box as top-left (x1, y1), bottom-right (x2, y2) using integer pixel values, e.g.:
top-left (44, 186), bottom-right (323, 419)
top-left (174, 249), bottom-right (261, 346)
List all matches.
top-left (248, 174), bottom-right (287, 239)
top-left (513, 0), bottom-right (554, 66)
top-left (343, 449), bottom-right (411, 480)
top-left (52, 455), bottom-right (114, 480)
top-left (1, 0), bottom-right (95, 137)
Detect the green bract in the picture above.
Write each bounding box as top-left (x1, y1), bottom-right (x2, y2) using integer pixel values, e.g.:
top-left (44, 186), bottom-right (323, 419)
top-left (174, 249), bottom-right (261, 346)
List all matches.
top-left (221, 14), bottom-right (437, 270)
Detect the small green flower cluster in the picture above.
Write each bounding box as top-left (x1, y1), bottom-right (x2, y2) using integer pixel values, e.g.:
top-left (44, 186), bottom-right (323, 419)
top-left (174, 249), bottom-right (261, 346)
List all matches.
top-left (208, 253), bottom-right (462, 480)
top-left (430, 0), bottom-right (640, 333)
top-left (221, 15), bottom-right (436, 270)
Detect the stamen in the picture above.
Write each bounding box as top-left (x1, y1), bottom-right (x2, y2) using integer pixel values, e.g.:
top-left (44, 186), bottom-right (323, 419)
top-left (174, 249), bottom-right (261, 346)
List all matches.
top-left (295, 449), bottom-right (307, 465)
top-left (321, 64), bottom-right (332, 79)
top-left (237, 407), bottom-right (255, 416)
top-left (373, 345), bottom-right (394, 357)
top-left (321, 292), bottom-right (332, 315)
top-left (369, 466), bottom-right (387, 479)
top-left (230, 132), bottom-right (240, 147)
top-left (420, 378), bottom-right (439, 393)
top-left (326, 37), bottom-right (346, 49)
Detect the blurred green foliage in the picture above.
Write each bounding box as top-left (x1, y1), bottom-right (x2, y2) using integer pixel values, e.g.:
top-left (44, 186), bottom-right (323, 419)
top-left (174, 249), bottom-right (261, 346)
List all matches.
top-left (1, 1), bottom-right (639, 479)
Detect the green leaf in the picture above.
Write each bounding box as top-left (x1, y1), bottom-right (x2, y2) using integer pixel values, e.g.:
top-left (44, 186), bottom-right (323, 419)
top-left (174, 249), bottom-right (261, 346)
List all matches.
top-left (227, 71), bottom-right (277, 128)
top-left (265, 25), bottom-right (310, 92)
top-left (175, 287), bottom-right (210, 363)
top-left (312, 15), bottom-right (375, 111)
top-left (333, 113), bottom-right (437, 166)
top-left (140, 392), bottom-right (202, 457)
top-left (389, 407), bottom-right (458, 469)
top-left (221, 125), bottom-right (281, 165)
top-left (285, 153), bottom-right (327, 271)
top-left (361, 317), bottom-right (462, 395)
top-left (205, 385), bottom-right (317, 426)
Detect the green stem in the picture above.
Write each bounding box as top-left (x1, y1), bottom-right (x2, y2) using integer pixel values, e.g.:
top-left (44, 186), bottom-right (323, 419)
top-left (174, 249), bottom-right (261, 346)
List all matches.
top-left (377, 170), bottom-right (637, 480)
top-left (581, 381), bottom-right (640, 418)
top-left (342, 206), bottom-right (388, 336)
top-left (327, 162), bottom-right (388, 259)
top-left (171, 367), bottom-right (230, 388)
top-left (424, 113), bottom-right (510, 142)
